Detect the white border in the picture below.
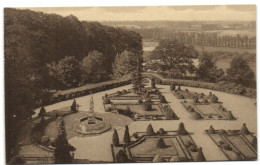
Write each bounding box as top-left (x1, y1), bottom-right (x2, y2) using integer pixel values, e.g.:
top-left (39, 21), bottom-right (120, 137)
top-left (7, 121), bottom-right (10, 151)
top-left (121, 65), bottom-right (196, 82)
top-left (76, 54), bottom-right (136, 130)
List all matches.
top-left (0, 1), bottom-right (258, 165)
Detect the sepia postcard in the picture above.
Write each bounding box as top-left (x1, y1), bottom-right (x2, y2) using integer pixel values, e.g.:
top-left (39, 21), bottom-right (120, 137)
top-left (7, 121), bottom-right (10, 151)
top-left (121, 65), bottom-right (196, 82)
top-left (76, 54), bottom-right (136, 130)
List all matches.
top-left (4, 5), bottom-right (257, 164)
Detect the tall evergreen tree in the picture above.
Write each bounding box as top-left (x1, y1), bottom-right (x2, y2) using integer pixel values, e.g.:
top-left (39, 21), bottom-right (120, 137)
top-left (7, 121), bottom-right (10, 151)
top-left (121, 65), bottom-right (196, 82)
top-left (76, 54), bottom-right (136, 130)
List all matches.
top-left (123, 125), bottom-right (130, 144)
top-left (112, 129), bottom-right (119, 147)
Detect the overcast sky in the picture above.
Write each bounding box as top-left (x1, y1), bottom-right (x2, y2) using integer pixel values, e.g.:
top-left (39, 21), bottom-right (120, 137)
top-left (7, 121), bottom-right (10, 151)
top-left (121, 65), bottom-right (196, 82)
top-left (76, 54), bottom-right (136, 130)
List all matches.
top-left (19, 5), bottom-right (256, 21)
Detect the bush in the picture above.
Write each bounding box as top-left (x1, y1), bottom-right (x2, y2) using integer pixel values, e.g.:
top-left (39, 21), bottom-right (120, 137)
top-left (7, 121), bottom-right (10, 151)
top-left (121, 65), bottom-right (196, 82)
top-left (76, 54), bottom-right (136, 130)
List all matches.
top-left (105, 107), bottom-right (112, 112)
top-left (185, 89), bottom-right (189, 93)
top-left (240, 123), bottom-right (250, 135)
top-left (117, 91), bottom-right (122, 95)
top-left (164, 107), bottom-right (177, 119)
top-left (50, 138), bottom-right (57, 147)
top-left (71, 99), bottom-right (77, 112)
top-left (192, 112), bottom-right (202, 120)
top-left (146, 124), bottom-right (155, 135)
top-left (103, 97), bottom-right (111, 104)
top-left (202, 98), bottom-right (208, 103)
top-left (156, 138), bottom-right (166, 148)
top-left (138, 98), bottom-right (143, 104)
top-left (177, 85), bottom-right (181, 91)
top-left (210, 94), bottom-right (218, 103)
top-left (112, 129), bottom-right (119, 147)
top-left (222, 144), bottom-right (232, 151)
top-left (160, 96), bottom-right (167, 103)
top-left (183, 140), bottom-right (193, 147)
top-left (143, 101), bottom-right (152, 111)
top-left (157, 128), bottom-right (166, 135)
top-left (116, 150), bottom-right (129, 163)
top-left (177, 94), bottom-right (185, 99)
top-left (196, 147), bottom-right (206, 161)
top-left (189, 144), bottom-right (198, 152)
top-left (41, 136), bottom-right (50, 146)
top-left (219, 129), bottom-right (226, 135)
top-left (177, 122), bottom-right (188, 135)
top-left (193, 95), bottom-right (199, 103)
top-left (170, 83), bottom-right (175, 91)
top-left (208, 125), bottom-right (215, 134)
top-left (38, 106), bottom-right (46, 117)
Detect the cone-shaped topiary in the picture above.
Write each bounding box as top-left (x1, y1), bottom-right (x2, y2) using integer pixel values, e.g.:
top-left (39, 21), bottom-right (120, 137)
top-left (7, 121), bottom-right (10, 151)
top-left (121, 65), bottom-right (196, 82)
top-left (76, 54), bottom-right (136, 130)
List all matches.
top-left (116, 150), bottom-right (129, 163)
top-left (39, 106), bottom-right (46, 117)
top-left (210, 94), bottom-right (218, 103)
top-left (112, 129), bottom-right (119, 147)
top-left (146, 124), bottom-right (155, 135)
top-left (143, 101), bottom-right (152, 111)
top-left (152, 154), bottom-right (163, 162)
top-left (177, 85), bottom-right (181, 91)
top-left (160, 96), bottom-right (167, 103)
top-left (156, 138), bottom-right (166, 148)
top-left (138, 98), bottom-right (143, 104)
top-left (170, 83), bottom-right (175, 91)
top-left (196, 147), bottom-right (206, 161)
top-left (193, 95), bottom-right (199, 103)
top-left (177, 94), bottom-right (185, 99)
top-left (123, 125), bottom-right (130, 144)
top-left (177, 122), bottom-right (188, 135)
top-left (240, 123), bottom-right (250, 135)
top-left (192, 112), bottom-right (202, 120)
top-left (71, 99), bottom-right (77, 112)
top-left (251, 136), bottom-right (257, 150)
top-left (208, 125), bottom-right (215, 134)
top-left (225, 111), bottom-right (235, 120)
top-left (151, 78), bottom-right (156, 88)
top-left (158, 128), bottom-right (165, 135)
top-left (103, 97), bottom-right (111, 104)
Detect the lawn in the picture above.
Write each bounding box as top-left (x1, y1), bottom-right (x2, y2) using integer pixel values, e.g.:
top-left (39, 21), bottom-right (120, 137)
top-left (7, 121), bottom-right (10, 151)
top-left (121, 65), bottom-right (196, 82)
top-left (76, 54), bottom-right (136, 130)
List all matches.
top-left (194, 104), bottom-right (219, 116)
top-left (114, 104), bottom-right (163, 116)
top-left (129, 137), bottom-right (179, 157)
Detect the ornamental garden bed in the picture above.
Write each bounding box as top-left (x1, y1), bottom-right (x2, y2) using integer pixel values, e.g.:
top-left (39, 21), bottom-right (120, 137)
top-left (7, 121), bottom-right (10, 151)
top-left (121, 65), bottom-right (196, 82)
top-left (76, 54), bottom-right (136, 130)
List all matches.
top-left (179, 91), bottom-right (235, 120)
top-left (171, 87), bottom-right (206, 100)
top-left (111, 123), bottom-right (206, 162)
top-left (102, 88), bottom-right (178, 121)
top-left (205, 124), bottom-right (257, 161)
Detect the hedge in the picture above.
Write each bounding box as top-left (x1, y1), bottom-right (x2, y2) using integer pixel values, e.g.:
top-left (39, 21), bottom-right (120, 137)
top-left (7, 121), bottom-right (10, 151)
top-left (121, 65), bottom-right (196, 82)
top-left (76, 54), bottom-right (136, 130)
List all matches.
top-left (143, 73), bottom-right (256, 98)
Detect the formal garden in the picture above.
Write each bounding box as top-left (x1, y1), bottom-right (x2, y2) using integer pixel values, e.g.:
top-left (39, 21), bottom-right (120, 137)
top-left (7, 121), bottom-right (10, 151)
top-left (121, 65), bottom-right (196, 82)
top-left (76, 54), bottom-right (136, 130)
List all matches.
top-left (171, 84), bottom-right (235, 120)
top-left (102, 79), bottom-right (178, 121)
top-left (205, 124), bottom-right (257, 161)
top-left (111, 123), bottom-right (206, 162)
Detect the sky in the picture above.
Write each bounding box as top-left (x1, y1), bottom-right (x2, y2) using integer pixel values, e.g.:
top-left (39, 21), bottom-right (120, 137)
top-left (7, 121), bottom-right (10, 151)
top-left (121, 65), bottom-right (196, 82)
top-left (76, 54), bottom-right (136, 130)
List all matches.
top-left (19, 5), bottom-right (256, 21)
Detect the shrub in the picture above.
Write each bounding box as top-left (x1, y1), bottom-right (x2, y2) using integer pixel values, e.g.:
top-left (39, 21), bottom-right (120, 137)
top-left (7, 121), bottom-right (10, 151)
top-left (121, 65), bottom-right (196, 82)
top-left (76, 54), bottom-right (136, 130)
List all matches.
top-left (71, 99), bottom-right (77, 112)
top-left (156, 138), bottom-right (166, 148)
top-left (219, 129), bottom-right (226, 135)
top-left (112, 129), bottom-right (119, 147)
top-left (158, 128), bottom-right (166, 135)
top-left (196, 147), bottom-right (206, 161)
top-left (192, 112), bottom-right (202, 120)
top-left (209, 92), bottom-right (212, 97)
top-left (189, 144), bottom-right (198, 152)
top-left (138, 98), bottom-right (143, 104)
top-left (185, 89), bottom-right (189, 93)
top-left (222, 144), bottom-right (232, 151)
top-left (105, 107), bottom-right (112, 112)
top-left (183, 100), bottom-right (187, 103)
top-left (50, 138), bottom-right (57, 147)
top-left (164, 107), bottom-right (177, 119)
top-left (103, 97), bottom-right (111, 104)
top-left (177, 85), bottom-right (181, 91)
top-left (218, 140), bottom-right (224, 145)
top-left (160, 96), bottom-right (167, 103)
top-left (177, 122), bottom-right (188, 135)
top-left (151, 78), bottom-right (156, 88)
top-left (38, 106), bottom-right (46, 117)
top-left (183, 140), bottom-right (193, 147)
top-left (143, 101), bottom-right (152, 111)
top-left (146, 124), bottom-right (155, 135)
top-left (117, 91), bottom-right (122, 95)
top-left (210, 94), bottom-right (218, 103)
top-left (122, 89), bottom-right (127, 93)
top-left (41, 136), bottom-right (50, 146)
top-left (116, 150), bottom-right (129, 163)
top-left (240, 123), bottom-right (250, 135)
top-left (193, 95), bottom-right (199, 103)
top-left (123, 125), bottom-right (130, 144)
top-left (225, 111), bottom-right (235, 120)
top-left (170, 83), bottom-right (175, 91)
top-left (208, 125), bottom-right (215, 134)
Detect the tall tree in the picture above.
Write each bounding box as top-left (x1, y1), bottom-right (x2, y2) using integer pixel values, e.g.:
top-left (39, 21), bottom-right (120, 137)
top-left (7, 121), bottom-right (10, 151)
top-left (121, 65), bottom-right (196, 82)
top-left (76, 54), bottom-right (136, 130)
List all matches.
top-left (226, 56), bottom-right (255, 87)
top-left (152, 39), bottom-right (198, 75)
top-left (123, 125), bottom-right (130, 144)
top-left (112, 129), bottom-right (119, 147)
top-left (132, 59), bottom-right (144, 93)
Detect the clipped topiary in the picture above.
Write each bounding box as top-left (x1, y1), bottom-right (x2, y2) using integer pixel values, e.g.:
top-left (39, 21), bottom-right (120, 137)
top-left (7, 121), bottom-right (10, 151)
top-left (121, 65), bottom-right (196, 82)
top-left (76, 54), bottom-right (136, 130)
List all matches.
top-left (177, 85), bottom-right (181, 91)
top-left (192, 112), bottom-right (202, 120)
top-left (123, 125), bottom-right (131, 144)
top-left (138, 98), bottom-right (143, 104)
top-left (170, 83), bottom-right (176, 91)
top-left (38, 106), bottom-right (47, 117)
top-left (105, 107), bottom-right (112, 112)
top-left (202, 98), bottom-right (208, 104)
top-left (225, 111), bottom-right (235, 120)
top-left (156, 138), bottom-right (166, 148)
top-left (189, 144), bottom-right (198, 152)
top-left (112, 129), bottom-right (119, 147)
top-left (208, 125), bottom-right (215, 134)
top-left (193, 95), bottom-right (199, 103)
top-left (185, 89), bottom-right (189, 93)
top-left (153, 154), bottom-right (163, 162)
top-left (210, 94), bottom-right (218, 103)
top-left (177, 122), bottom-right (188, 135)
top-left (116, 150), bottom-right (129, 163)
top-left (158, 128), bottom-right (166, 135)
top-left (103, 97), bottom-right (111, 104)
top-left (183, 140), bottom-right (193, 147)
top-left (222, 143), bottom-right (232, 151)
top-left (71, 99), bottom-right (77, 112)
top-left (50, 138), bottom-right (57, 147)
top-left (41, 136), bottom-right (50, 146)
top-left (219, 129), bottom-right (226, 135)
top-left (177, 94), bottom-right (185, 99)
top-left (146, 123), bottom-right (155, 135)
top-left (160, 96), bottom-right (167, 103)
top-left (143, 101), bottom-right (152, 111)
top-left (151, 78), bottom-right (156, 89)
top-left (240, 123), bottom-right (250, 135)
top-left (209, 92), bottom-right (212, 97)
top-left (196, 147), bottom-right (206, 161)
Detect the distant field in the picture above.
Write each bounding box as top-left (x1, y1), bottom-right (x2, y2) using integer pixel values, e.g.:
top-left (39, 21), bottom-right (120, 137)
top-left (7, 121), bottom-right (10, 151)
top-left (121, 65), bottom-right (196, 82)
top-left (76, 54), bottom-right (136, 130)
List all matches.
top-left (143, 41), bottom-right (158, 51)
top-left (192, 45), bottom-right (256, 54)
